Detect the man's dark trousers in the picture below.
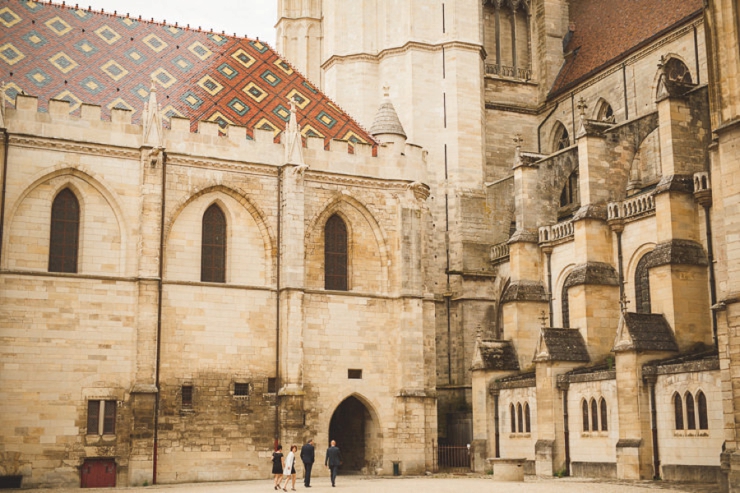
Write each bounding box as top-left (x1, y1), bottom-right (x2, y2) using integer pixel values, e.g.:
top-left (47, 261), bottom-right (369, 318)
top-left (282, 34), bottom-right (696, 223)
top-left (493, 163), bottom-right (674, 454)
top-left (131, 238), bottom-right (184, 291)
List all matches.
top-left (300, 441), bottom-right (315, 487)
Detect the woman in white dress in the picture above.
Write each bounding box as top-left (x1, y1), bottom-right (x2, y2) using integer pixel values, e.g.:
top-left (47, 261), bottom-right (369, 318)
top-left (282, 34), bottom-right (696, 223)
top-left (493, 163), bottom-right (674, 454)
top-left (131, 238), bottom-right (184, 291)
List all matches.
top-left (280, 444), bottom-right (298, 491)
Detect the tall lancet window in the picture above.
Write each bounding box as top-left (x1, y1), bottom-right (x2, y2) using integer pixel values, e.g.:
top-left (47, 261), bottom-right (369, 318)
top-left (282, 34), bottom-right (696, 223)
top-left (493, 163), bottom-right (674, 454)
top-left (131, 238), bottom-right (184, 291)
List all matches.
top-left (635, 254), bottom-right (652, 314)
top-left (325, 214), bottom-right (348, 291)
top-left (201, 204), bottom-right (226, 283)
top-left (49, 188), bottom-right (80, 273)
top-left (483, 0), bottom-right (532, 80)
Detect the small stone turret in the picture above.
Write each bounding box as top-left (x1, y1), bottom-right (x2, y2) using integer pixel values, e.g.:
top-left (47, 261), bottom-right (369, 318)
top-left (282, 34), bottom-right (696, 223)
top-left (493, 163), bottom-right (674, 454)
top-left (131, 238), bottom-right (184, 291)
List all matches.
top-left (370, 85), bottom-right (407, 150)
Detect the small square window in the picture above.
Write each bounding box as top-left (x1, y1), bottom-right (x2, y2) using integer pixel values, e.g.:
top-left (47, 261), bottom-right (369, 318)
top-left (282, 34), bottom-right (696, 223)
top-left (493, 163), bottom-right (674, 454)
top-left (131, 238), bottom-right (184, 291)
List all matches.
top-left (87, 400), bottom-right (116, 435)
top-left (267, 378), bottom-right (277, 393)
top-left (234, 383), bottom-right (250, 396)
top-left (181, 385), bottom-right (193, 408)
top-left (348, 369), bottom-right (362, 379)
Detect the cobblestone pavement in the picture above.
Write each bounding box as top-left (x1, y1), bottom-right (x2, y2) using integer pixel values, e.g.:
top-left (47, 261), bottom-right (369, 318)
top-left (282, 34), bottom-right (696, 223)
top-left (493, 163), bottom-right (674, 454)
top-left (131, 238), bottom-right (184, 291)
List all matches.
top-left (20, 474), bottom-right (719, 493)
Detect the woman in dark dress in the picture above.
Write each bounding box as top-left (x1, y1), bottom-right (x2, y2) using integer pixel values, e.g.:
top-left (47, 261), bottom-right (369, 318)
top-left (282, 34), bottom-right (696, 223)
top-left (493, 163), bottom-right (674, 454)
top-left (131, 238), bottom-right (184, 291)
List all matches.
top-left (272, 444), bottom-right (285, 490)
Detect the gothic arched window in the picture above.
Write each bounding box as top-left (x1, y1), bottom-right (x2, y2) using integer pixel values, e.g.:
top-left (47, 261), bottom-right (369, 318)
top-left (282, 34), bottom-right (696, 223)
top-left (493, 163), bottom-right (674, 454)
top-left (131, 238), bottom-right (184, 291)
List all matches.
top-left (553, 122), bottom-right (570, 152)
top-left (517, 403), bottom-right (523, 433)
top-left (324, 214), bottom-right (348, 291)
top-left (686, 392), bottom-right (696, 430)
top-left (635, 254), bottom-right (652, 314)
top-left (600, 398), bottom-right (608, 431)
top-left (524, 402), bottom-right (531, 433)
top-left (49, 188), bottom-right (80, 273)
top-left (201, 204), bottom-right (226, 283)
top-left (562, 284), bottom-right (570, 329)
top-left (582, 399), bottom-right (589, 432)
top-left (591, 398), bottom-right (598, 432)
top-left (697, 391), bottom-right (708, 430)
top-left (674, 392), bottom-right (684, 430)
top-left (596, 100), bottom-right (615, 123)
top-left (560, 170), bottom-right (579, 208)
top-left (510, 403), bottom-right (516, 433)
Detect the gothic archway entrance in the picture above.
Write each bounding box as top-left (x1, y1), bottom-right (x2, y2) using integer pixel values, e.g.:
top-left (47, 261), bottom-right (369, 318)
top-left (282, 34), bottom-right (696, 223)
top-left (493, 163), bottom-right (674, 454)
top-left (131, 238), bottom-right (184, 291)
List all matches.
top-left (328, 395), bottom-right (380, 473)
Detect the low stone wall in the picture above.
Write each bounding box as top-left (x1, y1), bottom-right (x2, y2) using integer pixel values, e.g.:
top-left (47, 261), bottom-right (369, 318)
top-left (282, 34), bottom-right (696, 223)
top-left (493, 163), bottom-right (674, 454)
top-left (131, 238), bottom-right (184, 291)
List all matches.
top-left (571, 461), bottom-right (617, 479)
top-left (661, 464), bottom-right (721, 484)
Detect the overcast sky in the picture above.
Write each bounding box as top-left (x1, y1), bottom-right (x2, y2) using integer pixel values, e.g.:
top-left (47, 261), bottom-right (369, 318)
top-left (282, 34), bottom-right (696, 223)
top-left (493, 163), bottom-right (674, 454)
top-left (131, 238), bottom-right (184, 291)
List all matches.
top-left (80, 0), bottom-right (277, 46)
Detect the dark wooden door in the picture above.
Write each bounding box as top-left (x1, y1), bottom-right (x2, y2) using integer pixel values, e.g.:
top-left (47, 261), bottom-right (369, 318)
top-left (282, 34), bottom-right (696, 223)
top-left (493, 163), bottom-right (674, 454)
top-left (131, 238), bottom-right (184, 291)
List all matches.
top-left (81, 459), bottom-right (116, 488)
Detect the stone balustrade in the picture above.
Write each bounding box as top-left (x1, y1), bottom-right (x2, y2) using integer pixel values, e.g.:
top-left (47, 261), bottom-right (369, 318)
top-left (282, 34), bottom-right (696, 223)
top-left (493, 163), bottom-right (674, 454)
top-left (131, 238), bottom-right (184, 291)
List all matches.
top-left (490, 242), bottom-right (510, 263)
top-left (607, 193), bottom-right (655, 222)
top-left (485, 63), bottom-right (532, 81)
top-left (539, 219), bottom-right (574, 244)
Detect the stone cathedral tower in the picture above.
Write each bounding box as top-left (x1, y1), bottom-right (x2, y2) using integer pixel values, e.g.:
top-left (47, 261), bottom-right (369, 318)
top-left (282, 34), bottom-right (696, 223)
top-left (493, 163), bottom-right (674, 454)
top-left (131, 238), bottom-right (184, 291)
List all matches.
top-left (277, 0), bottom-right (572, 444)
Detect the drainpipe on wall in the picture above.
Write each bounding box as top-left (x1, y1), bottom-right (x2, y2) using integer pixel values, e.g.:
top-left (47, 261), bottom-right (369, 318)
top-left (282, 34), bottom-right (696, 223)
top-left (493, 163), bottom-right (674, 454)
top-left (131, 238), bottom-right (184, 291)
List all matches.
top-left (543, 246), bottom-right (553, 326)
top-left (616, 230), bottom-right (624, 300)
top-left (153, 150), bottom-right (167, 485)
top-left (693, 25), bottom-right (701, 85)
top-left (0, 130), bottom-right (9, 263)
top-left (695, 192), bottom-right (717, 346)
top-left (647, 375), bottom-right (661, 479)
top-left (570, 92), bottom-right (576, 138)
top-left (537, 102), bottom-right (559, 154)
top-left (622, 64), bottom-right (630, 121)
top-left (275, 167), bottom-right (282, 447)
top-left (493, 389), bottom-right (500, 458)
top-left (560, 382), bottom-right (571, 476)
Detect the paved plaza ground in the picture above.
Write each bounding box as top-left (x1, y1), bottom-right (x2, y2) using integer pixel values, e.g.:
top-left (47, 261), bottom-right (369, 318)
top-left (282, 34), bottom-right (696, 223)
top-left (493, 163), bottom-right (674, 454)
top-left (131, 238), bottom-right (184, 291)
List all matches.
top-left (19, 474), bottom-right (718, 493)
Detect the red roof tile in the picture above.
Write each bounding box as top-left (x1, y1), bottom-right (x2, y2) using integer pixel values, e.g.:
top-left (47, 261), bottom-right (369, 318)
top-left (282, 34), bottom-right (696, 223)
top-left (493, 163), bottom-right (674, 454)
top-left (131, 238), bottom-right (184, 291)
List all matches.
top-left (0, 0), bottom-right (375, 145)
top-left (550, 0), bottom-right (703, 97)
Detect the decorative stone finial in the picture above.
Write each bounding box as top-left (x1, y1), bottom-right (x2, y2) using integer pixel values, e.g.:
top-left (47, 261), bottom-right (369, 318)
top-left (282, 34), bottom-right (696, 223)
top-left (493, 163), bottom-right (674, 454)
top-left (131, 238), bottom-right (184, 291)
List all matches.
top-left (539, 310), bottom-right (548, 328)
top-left (142, 80), bottom-right (163, 145)
top-left (619, 291), bottom-right (630, 314)
top-left (577, 97), bottom-right (587, 118)
top-left (284, 97), bottom-right (306, 168)
top-left (513, 134), bottom-right (523, 166)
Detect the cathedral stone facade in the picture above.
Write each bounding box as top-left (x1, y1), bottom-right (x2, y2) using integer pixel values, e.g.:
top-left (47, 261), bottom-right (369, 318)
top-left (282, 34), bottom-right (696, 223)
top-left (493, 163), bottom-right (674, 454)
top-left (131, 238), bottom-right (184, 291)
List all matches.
top-left (1, 0), bottom-right (740, 490)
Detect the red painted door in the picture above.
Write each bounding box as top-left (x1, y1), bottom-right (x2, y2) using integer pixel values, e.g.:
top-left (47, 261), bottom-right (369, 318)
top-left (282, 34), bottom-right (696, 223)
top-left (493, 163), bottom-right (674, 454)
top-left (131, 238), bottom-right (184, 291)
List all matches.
top-left (81, 459), bottom-right (116, 488)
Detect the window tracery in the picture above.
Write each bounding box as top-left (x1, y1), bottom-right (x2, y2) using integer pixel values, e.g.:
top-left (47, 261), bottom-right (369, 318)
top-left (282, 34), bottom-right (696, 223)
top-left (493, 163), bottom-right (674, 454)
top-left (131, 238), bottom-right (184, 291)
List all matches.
top-left (581, 396), bottom-right (609, 433)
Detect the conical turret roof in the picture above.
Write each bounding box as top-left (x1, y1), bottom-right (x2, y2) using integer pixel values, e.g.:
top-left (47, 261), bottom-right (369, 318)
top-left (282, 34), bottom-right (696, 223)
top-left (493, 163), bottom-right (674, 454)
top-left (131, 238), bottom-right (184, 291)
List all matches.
top-left (370, 87), bottom-right (406, 138)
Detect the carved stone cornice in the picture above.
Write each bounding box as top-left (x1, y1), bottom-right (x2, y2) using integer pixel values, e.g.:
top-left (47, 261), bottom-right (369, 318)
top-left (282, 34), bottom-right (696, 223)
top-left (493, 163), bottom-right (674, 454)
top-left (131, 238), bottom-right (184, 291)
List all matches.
top-left (322, 40), bottom-right (484, 71)
top-left (166, 154), bottom-right (277, 176)
top-left (9, 135), bottom-right (139, 159)
top-left (304, 171), bottom-right (416, 192)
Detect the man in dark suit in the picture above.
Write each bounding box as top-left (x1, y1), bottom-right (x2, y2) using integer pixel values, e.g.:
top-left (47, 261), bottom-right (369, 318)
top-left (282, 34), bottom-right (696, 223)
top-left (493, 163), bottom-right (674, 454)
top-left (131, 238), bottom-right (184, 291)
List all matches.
top-left (324, 440), bottom-right (342, 487)
top-left (300, 438), bottom-right (315, 487)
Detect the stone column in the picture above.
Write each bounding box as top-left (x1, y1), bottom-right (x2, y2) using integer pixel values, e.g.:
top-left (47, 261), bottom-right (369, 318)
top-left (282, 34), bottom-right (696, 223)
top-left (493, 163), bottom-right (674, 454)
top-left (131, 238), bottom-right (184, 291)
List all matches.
top-left (130, 87), bottom-right (166, 484)
top-left (533, 361), bottom-right (582, 476)
top-left (649, 90), bottom-right (712, 350)
top-left (613, 351), bottom-right (657, 479)
top-left (395, 183), bottom-right (437, 474)
top-left (567, 120), bottom-right (620, 361)
top-left (504, 159), bottom-right (549, 368)
top-left (277, 163), bottom-right (307, 441)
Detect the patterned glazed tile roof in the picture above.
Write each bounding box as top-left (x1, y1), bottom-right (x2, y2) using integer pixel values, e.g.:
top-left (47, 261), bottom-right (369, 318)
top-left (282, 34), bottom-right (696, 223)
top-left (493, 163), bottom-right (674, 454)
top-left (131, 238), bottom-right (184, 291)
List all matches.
top-left (550, 0), bottom-right (703, 97)
top-left (0, 0), bottom-right (375, 145)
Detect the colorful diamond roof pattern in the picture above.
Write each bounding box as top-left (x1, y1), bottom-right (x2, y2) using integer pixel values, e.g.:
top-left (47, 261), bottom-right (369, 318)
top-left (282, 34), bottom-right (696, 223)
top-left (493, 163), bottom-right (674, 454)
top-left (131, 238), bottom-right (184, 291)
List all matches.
top-left (0, 0), bottom-right (374, 145)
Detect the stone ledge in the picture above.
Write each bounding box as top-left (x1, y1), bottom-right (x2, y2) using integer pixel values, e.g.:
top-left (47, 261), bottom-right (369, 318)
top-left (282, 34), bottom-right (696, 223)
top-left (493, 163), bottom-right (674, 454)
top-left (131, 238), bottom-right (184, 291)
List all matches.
top-left (646, 239), bottom-right (708, 268)
top-left (564, 262), bottom-right (619, 288)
